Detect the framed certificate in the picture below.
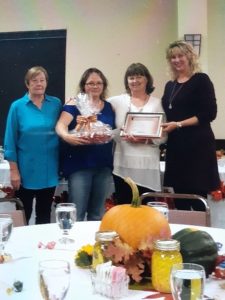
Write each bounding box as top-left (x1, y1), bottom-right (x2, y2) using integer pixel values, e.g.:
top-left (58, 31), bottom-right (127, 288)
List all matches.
top-left (120, 112), bottom-right (164, 138)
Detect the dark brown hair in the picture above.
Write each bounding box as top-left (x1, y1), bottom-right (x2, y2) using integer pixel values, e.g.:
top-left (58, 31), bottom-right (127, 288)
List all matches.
top-left (78, 68), bottom-right (108, 100)
top-left (124, 63), bottom-right (155, 95)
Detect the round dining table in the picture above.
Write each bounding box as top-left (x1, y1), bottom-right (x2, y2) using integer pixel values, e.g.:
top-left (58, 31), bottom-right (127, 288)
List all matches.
top-left (0, 221), bottom-right (225, 300)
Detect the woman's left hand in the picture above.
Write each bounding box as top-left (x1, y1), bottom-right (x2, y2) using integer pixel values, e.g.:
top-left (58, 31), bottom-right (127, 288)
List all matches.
top-left (90, 134), bottom-right (112, 144)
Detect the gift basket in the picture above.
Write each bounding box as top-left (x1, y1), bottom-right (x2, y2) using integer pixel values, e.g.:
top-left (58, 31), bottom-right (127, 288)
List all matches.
top-left (69, 93), bottom-right (113, 144)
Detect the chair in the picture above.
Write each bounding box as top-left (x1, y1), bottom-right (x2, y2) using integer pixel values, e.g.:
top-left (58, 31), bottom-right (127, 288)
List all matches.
top-left (0, 197), bottom-right (27, 226)
top-left (140, 192), bottom-right (211, 227)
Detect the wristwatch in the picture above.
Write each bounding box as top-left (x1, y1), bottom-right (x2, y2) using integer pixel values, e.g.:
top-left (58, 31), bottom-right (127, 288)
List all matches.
top-left (176, 122), bottom-right (182, 129)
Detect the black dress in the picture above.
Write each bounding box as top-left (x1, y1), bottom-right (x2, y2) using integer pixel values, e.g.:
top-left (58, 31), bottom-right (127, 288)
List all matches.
top-left (161, 73), bottom-right (220, 207)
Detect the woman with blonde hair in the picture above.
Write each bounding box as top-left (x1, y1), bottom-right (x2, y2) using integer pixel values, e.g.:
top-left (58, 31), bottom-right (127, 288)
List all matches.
top-left (161, 41), bottom-right (220, 210)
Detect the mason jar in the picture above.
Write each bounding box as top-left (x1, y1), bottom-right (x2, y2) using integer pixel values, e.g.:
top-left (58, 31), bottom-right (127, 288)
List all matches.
top-left (151, 239), bottom-right (182, 293)
top-left (92, 230), bottom-right (118, 269)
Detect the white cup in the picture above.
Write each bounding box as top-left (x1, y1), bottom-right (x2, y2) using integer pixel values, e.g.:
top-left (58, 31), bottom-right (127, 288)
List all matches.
top-left (147, 201), bottom-right (169, 220)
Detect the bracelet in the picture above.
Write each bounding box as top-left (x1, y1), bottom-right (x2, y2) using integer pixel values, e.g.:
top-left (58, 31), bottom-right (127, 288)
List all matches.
top-left (176, 122), bottom-right (182, 129)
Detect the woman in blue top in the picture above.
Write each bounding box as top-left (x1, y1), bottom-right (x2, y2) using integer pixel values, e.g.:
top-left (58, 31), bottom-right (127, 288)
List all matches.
top-left (4, 66), bottom-right (62, 224)
top-left (56, 68), bottom-right (115, 221)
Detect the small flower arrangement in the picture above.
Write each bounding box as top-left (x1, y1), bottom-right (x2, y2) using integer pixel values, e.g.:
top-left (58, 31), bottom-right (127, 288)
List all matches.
top-left (75, 239), bottom-right (153, 283)
top-left (75, 244), bottom-right (93, 268)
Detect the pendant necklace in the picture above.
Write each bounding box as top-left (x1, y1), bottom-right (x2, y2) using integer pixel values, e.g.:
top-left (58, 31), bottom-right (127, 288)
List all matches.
top-left (129, 95), bottom-right (149, 112)
top-left (168, 82), bottom-right (184, 109)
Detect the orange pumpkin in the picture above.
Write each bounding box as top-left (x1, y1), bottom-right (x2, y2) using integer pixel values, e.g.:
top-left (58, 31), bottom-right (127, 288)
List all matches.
top-left (100, 177), bottom-right (171, 250)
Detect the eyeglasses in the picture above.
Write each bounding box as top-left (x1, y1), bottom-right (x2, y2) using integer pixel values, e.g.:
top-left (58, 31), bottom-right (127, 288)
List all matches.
top-left (85, 82), bottom-right (103, 87)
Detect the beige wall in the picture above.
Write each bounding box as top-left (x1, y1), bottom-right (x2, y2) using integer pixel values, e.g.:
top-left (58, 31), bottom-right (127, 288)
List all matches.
top-left (207, 0), bottom-right (225, 138)
top-left (178, 0), bottom-right (225, 138)
top-left (0, 0), bottom-right (177, 98)
top-left (0, 0), bottom-right (224, 138)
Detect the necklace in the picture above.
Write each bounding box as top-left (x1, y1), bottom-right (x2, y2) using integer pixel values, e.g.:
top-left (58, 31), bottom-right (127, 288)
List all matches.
top-left (129, 95), bottom-right (149, 112)
top-left (168, 82), bottom-right (184, 109)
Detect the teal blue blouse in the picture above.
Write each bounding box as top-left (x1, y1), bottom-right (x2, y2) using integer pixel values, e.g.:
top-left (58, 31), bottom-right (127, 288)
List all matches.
top-left (4, 93), bottom-right (62, 189)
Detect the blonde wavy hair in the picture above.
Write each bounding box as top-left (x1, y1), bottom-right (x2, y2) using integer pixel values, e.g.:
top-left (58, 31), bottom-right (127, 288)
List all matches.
top-left (166, 40), bottom-right (201, 79)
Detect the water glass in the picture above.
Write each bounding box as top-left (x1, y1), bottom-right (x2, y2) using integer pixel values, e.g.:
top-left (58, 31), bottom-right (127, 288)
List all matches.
top-left (55, 203), bottom-right (76, 244)
top-left (147, 201), bottom-right (169, 220)
top-left (39, 259), bottom-right (70, 300)
top-left (170, 263), bottom-right (205, 300)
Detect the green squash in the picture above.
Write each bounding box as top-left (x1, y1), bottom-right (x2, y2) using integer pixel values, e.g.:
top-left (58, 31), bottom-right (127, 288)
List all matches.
top-left (172, 228), bottom-right (218, 277)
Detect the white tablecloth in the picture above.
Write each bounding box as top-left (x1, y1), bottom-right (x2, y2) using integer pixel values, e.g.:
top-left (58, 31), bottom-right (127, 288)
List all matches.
top-left (0, 222), bottom-right (225, 300)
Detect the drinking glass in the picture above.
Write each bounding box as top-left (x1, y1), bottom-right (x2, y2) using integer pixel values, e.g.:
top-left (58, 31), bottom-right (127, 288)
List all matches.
top-left (170, 263), bottom-right (206, 300)
top-left (55, 203), bottom-right (76, 244)
top-left (39, 259), bottom-right (70, 300)
top-left (147, 201), bottom-right (169, 220)
top-left (0, 214), bottom-right (13, 255)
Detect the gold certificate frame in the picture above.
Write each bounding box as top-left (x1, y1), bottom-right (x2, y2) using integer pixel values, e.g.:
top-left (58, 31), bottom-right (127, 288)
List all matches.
top-left (120, 112), bottom-right (164, 138)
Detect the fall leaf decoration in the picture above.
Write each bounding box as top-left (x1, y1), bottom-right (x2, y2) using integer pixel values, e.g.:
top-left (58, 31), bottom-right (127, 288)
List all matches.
top-left (98, 177), bottom-right (171, 283)
top-left (124, 255), bottom-right (145, 283)
top-left (103, 237), bottom-right (152, 283)
top-left (104, 238), bottom-right (134, 263)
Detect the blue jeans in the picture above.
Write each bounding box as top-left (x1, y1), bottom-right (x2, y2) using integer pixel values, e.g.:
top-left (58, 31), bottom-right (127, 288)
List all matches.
top-left (68, 167), bottom-right (112, 221)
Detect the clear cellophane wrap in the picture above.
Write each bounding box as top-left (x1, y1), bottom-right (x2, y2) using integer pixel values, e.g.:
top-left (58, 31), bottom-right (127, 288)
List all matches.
top-left (69, 93), bottom-right (112, 144)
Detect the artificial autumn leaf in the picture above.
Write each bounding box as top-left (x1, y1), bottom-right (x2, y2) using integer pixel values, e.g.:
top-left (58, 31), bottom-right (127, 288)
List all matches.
top-left (139, 236), bottom-right (154, 251)
top-left (140, 248), bottom-right (153, 260)
top-left (103, 238), bottom-right (134, 263)
top-left (124, 254), bottom-right (145, 282)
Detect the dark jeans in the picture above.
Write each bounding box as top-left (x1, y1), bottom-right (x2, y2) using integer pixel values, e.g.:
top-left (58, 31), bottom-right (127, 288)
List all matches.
top-left (113, 174), bottom-right (154, 205)
top-left (16, 186), bottom-right (55, 224)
